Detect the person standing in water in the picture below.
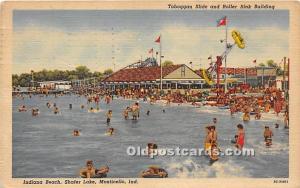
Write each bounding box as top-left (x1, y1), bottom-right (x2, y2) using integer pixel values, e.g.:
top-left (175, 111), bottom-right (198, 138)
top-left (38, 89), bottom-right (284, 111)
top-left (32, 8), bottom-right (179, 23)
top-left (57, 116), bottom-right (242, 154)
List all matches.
top-left (264, 126), bottom-right (273, 147)
top-left (236, 124), bottom-right (245, 150)
top-left (123, 107), bottom-right (130, 120)
top-left (131, 102), bottom-right (139, 120)
top-left (106, 110), bottom-right (112, 125)
top-left (284, 111), bottom-right (289, 129)
top-left (243, 112), bottom-right (250, 121)
top-left (210, 125), bottom-right (218, 144)
top-left (204, 126), bottom-right (213, 152)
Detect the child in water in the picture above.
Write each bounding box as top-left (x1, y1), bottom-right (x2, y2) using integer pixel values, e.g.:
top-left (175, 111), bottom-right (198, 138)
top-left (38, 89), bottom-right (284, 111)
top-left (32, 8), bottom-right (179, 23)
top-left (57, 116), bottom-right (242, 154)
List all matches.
top-left (231, 135), bottom-right (239, 144)
top-left (106, 110), bottom-right (112, 125)
top-left (264, 126), bottom-right (273, 147)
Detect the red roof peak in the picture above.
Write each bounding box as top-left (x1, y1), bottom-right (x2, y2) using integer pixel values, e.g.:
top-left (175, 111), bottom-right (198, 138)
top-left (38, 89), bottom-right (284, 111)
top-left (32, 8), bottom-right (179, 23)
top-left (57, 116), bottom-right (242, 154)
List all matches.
top-left (103, 64), bottom-right (183, 82)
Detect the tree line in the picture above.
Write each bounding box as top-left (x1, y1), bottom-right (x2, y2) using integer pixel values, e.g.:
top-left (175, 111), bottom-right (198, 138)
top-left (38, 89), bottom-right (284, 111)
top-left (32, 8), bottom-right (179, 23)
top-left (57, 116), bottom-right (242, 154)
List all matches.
top-left (12, 60), bottom-right (285, 87)
top-left (12, 66), bottom-right (113, 87)
top-left (258, 60), bottom-right (285, 76)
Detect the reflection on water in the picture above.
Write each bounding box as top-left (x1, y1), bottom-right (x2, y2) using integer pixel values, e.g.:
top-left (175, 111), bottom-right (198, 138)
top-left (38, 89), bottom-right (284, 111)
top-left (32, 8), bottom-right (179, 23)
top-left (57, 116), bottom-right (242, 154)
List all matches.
top-left (13, 95), bottom-right (288, 178)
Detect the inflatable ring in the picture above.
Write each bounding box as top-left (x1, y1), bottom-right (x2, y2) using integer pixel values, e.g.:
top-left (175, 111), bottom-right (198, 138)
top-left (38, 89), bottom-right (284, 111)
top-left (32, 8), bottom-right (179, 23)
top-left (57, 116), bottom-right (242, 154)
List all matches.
top-left (139, 169), bottom-right (168, 178)
top-left (201, 69), bottom-right (214, 85)
top-left (231, 30), bottom-right (245, 49)
top-left (80, 173), bottom-right (107, 178)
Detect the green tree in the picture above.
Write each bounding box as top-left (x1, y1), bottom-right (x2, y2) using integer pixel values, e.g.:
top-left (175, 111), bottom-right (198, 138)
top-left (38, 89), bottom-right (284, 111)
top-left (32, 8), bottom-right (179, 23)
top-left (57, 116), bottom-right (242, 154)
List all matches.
top-left (75, 66), bottom-right (90, 79)
top-left (12, 66), bottom-right (111, 86)
top-left (266, 60), bottom-right (277, 68)
top-left (103, 69), bottom-right (113, 75)
top-left (162, 60), bottom-right (174, 67)
top-left (68, 74), bottom-right (79, 81)
top-left (12, 74), bottom-right (19, 87)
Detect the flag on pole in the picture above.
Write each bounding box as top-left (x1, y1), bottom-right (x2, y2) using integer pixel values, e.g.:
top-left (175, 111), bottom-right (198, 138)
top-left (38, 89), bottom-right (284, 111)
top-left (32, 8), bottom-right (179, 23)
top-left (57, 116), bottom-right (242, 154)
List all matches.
top-left (253, 59), bottom-right (257, 64)
top-left (148, 48), bottom-right (153, 54)
top-left (217, 16), bottom-right (227, 27)
top-left (155, 35), bottom-right (161, 43)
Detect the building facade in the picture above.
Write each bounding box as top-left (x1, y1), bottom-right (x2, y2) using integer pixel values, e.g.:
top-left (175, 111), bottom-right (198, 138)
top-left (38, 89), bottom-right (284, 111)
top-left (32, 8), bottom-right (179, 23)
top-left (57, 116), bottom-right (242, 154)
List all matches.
top-left (102, 64), bottom-right (206, 90)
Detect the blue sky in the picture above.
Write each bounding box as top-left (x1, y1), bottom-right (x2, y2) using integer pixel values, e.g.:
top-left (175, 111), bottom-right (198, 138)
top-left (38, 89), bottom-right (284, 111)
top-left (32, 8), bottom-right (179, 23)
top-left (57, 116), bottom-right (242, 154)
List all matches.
top-left (13, 10), bottom-right (289, 74)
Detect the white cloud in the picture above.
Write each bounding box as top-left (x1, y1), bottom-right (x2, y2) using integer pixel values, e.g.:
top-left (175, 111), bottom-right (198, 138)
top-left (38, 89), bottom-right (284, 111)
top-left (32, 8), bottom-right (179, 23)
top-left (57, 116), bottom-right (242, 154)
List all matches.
top-left (13, 25), bottom-right (288, 74)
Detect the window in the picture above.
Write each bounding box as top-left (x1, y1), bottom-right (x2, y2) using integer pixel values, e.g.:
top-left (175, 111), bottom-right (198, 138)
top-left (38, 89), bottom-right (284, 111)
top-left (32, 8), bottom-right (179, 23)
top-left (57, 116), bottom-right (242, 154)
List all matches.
top-left (181, 66), bottom-right (186, 77)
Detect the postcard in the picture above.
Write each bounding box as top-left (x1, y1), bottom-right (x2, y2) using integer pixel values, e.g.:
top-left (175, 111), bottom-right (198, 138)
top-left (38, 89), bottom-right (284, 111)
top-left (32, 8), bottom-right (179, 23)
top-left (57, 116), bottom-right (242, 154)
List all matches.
top-left (0, 1), bottom-right (299, 188)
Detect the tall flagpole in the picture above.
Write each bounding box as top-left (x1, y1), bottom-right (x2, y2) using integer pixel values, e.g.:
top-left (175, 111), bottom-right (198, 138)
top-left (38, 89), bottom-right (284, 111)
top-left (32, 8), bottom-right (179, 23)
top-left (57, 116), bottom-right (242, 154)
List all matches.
top-left (224, 17), bottom-right (228, 93)
top-left (160, 34), bottom-right (162, 91)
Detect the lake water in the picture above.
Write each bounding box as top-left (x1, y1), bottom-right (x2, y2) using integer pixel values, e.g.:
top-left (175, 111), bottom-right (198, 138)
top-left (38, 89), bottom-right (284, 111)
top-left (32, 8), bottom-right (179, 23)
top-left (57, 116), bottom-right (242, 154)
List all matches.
top-left (12, 94), bottom-right (289, 178)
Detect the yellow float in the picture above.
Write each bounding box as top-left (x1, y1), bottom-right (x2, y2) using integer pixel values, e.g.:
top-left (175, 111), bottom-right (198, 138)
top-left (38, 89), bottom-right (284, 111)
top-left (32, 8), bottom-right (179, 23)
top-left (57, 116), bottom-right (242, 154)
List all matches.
top-left (201, 69), bottom-right (214, 85)
top-left (231, 30), bottom-right (245, 49)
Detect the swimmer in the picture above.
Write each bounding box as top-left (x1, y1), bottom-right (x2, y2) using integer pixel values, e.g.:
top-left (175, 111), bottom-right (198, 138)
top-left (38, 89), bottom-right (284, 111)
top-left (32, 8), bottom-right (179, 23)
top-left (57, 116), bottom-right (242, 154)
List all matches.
top-left (123, 107), bottom-right (130, 120)
top-left (140, 166), bottom-right (168, 178)
top-left (146, 110), bottom-right (150, 116)
top-left (79, 160), bottom-right (96, 178)
top-left (18, 105), bottom-right (27, 112)
top-left (209, 143), bottom-right (219, 163)
top-left (73, 129), bottom-right (80, 136)
top-left (31, 108), bottom-right (39, 116)
top-left (46, 102), bottom-right (51, 108)
top-left (236, 124), bottom-right (245, 150)
top-left (95, 166), bottom-right (109, 177)
top-left (147, 143), bottom-right (158, 156)
top-left (106, 127), bottom-right (115, 136)
top-left (81, 105), bottom-right (85, 109)
top-left (275, 123), bottom-right (279, 129)
top-left (204, 126), bottom-right (213, 152)
top-left (243, 112), bottom-right (250, 121)
top-left (231, 135), bottom-right (238, 144)
top-left (255, 110), bottom-right (261, 120)
top-left (264, 126), bottom-right (273, 147)
top-left (210, 125), bottom-right (218, 144)
top-left (54, 107), bottom-right (59, 114)
top-left (284, 111), bottom-right (289, 129)
top-left (162, 109), bottom-right (165, 113)
top-left (69, 104), bottom-right (72, 110)
top-left (106, 110), bottom-right (112, 125)
top-left (131, 103), bottom-right (139, 120)
top-left (88, 107), bottom-right (94, 112)
top-left (213, 118), bottom-right (217, 125)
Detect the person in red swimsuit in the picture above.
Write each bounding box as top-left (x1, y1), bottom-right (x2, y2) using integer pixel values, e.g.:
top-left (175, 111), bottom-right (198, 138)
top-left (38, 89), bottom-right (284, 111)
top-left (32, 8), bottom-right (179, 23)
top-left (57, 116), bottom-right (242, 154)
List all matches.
top-left (236, 124), bottom-right (245, 150)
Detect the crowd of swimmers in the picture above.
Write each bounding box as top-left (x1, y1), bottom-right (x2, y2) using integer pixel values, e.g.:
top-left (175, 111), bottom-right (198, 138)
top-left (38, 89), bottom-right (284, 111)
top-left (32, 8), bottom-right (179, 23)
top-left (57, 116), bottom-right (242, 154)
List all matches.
top-left (14, 84), bottom-right (289, 178)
